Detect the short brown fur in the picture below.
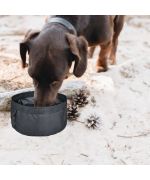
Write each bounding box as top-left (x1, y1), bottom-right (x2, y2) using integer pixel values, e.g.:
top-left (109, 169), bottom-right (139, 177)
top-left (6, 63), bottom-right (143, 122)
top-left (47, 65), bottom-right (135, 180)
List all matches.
top-left (20, 15), bottom-right (125, 106)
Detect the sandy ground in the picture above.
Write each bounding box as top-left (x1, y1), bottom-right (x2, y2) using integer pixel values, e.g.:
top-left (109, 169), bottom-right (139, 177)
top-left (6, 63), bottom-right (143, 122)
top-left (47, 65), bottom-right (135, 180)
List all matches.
top-left (0, 16), bottom-right (150, 164)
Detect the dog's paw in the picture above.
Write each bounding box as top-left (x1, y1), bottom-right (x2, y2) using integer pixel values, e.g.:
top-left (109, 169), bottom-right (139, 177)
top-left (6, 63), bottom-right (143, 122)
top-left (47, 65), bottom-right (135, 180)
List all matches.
top-left (109, 55), bottom-right (116, 65)
top-left (96, 66), bottom-right (108, 73)
top-left (108, 58), bottom-right (116, 65)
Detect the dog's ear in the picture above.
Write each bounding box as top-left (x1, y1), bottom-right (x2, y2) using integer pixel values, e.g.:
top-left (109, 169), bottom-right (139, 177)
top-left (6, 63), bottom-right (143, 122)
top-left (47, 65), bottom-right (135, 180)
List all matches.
top-left (66, 33), bottom-right (88, 77)
top-left (20, 29), bottom-right (40, 68)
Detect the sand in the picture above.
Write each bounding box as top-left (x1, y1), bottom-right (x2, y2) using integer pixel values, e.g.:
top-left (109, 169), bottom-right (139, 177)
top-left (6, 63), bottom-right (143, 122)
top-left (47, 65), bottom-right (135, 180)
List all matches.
top-left (0, 15), bottom-right (150, 164)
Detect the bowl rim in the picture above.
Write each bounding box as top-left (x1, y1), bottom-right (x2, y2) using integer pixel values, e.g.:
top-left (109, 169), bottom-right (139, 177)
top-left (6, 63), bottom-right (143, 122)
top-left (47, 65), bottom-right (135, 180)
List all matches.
top-left (11, 91), bottom-right (67, 114)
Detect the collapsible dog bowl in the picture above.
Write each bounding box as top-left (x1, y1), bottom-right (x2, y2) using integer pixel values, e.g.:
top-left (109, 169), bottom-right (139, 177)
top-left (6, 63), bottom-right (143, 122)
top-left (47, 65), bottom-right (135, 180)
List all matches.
top-left (11, 91), bottom-right (67, 136)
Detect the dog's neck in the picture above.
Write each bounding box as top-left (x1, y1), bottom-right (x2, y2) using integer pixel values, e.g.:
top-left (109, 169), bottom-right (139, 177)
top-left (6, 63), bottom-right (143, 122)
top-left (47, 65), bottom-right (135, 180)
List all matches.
top-left (53, 15), bottom-right (78, 29)
top-left (47, 16), bottom-right (77, 35)
top-left (50, 15), bottom-right (90, 35)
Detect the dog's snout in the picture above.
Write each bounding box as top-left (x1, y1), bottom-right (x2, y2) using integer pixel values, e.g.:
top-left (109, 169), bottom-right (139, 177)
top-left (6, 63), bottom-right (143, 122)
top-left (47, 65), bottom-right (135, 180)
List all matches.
top-left (34, 95), bottom-right (56, 107)
top-left (35, 102), bottom-right (52, 107)
top-left (34, 99), bottom-right (55, 107)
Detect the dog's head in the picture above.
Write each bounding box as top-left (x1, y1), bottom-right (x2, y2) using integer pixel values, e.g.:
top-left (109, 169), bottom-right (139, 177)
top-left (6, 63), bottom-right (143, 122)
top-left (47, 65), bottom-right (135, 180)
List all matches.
top-left (20, 28), bottom-right (88, 106)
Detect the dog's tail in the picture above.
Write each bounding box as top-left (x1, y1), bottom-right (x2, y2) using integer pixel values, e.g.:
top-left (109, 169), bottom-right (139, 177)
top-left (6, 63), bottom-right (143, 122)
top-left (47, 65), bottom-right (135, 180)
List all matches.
top-left (113, 15), bottom-right (125, 38)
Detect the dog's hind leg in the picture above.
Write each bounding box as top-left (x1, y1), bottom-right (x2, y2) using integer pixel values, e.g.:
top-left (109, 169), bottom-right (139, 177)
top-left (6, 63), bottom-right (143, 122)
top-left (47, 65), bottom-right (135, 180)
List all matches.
top-left (109, 15), bottom-right (125, 65)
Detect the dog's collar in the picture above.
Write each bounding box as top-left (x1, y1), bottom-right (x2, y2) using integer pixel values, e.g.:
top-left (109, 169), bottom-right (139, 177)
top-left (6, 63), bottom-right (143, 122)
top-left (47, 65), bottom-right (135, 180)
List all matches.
top-left (47, 17), bottom-right (77, 35)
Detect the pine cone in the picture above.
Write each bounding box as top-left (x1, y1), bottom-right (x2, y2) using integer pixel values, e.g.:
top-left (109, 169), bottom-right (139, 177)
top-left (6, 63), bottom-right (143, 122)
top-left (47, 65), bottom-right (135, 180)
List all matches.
top-left (86, 115), bottom-right (101, 129)
top-left (73, 89), bottom-right (88, 107)
top-left (67, 102), bottom-right (79, 121)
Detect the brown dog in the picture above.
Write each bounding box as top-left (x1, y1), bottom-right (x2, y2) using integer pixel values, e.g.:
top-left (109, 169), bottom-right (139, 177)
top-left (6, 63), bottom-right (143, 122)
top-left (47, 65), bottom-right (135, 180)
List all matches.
top-left (20, 15), bottom-right (124, 106)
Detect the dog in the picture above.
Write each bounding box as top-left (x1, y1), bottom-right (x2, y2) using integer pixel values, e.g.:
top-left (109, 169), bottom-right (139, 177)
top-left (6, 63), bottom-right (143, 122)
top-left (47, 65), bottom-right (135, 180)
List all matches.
top-left (20, 15), bottom-right (125, 106)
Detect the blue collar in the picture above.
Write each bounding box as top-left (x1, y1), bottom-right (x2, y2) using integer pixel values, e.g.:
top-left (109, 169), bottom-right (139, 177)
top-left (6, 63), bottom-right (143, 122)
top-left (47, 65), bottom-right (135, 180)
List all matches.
top-left (47, 17), bottom-right (77, 35)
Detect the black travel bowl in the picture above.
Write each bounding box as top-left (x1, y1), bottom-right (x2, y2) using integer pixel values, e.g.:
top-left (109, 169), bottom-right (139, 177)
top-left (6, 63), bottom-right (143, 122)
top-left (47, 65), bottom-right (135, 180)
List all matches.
top-left (11, 91), bottom-right (67, 136)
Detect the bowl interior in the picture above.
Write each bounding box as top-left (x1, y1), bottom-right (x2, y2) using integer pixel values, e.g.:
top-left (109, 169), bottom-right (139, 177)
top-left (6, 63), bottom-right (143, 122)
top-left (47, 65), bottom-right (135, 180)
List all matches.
top-left (12, 91), bottom-right (66, 107)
